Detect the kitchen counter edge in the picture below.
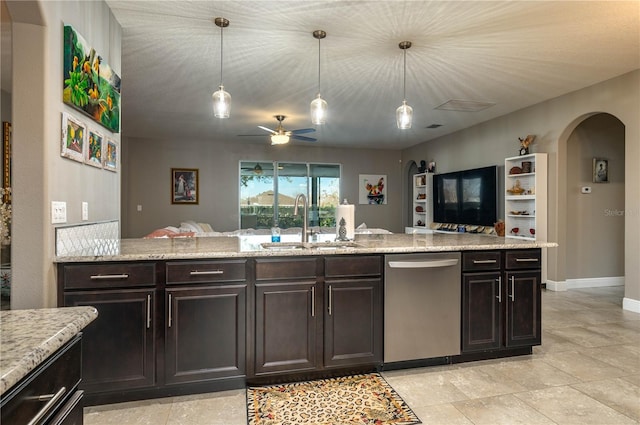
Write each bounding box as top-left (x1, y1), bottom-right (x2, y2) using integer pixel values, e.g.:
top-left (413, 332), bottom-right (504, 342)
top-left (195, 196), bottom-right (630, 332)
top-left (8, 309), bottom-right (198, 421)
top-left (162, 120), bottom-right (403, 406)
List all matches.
top-left (0, 306), bottom-right (98, 395)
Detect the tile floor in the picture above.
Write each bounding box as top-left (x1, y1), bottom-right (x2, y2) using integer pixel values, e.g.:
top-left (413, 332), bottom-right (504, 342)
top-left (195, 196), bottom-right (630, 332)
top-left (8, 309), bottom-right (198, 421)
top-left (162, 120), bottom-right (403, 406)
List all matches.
top-left (84, 286), bottom-right (640, 425)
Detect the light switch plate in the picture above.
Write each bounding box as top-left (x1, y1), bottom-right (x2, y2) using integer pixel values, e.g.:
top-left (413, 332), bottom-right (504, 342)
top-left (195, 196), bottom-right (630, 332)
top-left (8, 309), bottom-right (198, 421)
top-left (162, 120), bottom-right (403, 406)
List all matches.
top-left (82, 202), bottom-right (89, 220)
top-left (51, 201), bottom-right (67, 224)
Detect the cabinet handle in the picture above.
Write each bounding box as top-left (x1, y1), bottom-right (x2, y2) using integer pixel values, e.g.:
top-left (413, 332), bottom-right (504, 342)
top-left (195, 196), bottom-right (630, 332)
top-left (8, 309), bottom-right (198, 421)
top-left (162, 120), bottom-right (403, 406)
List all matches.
top-left (26, 386), bottom-right (66, 425)
top-left (90, 273), bottom-right (129, 280)
top-left (147, 294), bottom-right (152, 329)
top-left (515, 258), bottom-right (538, 263)
top-left (189, 270), bottom-right (223, 276)
top-left (473, 259), bottom-right (497, 264)
top-left (328, 285), bottom-right (333, 316)
top-left (311, 286), bottom-right (315, 317)
top-left (509, 276), bottom-right (515, 301)
top-left (168, 294), bottom-right (172, 327)
top-left (496, 276), bottom-right (502, 303)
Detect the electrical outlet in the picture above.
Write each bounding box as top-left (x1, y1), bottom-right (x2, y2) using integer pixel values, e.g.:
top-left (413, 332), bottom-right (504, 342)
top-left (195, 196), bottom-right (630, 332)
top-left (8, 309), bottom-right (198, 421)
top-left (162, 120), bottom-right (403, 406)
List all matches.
top-left (137, 204), bottom-right (143, 212)
top-left (82, 202), bottom-right (89, 220)
top-left (51, 201), bottom-right (67, 224)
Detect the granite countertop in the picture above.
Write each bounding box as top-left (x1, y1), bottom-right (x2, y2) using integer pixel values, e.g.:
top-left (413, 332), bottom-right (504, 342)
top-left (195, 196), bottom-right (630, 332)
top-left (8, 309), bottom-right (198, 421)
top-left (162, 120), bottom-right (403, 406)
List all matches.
top-left (54, 233), bottom-right (557, 263)
top-left (0, 306), bottom-right (98, 395)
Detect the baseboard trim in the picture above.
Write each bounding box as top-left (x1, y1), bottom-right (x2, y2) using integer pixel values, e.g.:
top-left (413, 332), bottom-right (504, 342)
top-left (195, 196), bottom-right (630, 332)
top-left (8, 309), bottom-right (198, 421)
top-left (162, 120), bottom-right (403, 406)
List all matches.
top-left (545, 280), bottom-right (567, 291)
top-left (566, 276), bottom-right (624, 289)
top-left (623, 297), bottom-right (640, 314)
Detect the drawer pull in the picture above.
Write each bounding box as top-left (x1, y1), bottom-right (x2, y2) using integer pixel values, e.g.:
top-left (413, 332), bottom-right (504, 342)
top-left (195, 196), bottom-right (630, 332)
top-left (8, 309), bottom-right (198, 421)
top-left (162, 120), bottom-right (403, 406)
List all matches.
top-left (90, 274), bottom-right (129, 280)
top-left (473, 259), bottom-right (497, 264)
top-left (515, 258), bottom-right (539, 263)
top-left (189, 270), bottom-right (224, 276)
top-left (26, 386), bottom-right (66, 425)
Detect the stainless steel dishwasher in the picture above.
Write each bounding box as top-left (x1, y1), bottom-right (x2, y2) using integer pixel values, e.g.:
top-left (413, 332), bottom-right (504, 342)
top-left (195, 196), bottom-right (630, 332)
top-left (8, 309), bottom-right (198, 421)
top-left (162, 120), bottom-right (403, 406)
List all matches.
top-left (384, 252), bottom-right (461, 363)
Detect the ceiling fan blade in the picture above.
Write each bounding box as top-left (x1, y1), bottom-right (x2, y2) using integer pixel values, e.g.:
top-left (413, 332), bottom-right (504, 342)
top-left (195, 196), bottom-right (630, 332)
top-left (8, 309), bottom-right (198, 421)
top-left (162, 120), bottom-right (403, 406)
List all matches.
top-left (237, 134), bottom-right (267, 137)
top-left (292, 134), bottom-right (317, 142)
top-left (258, 125), bottom-right (276, 134)
top-left (291, 128), bottom-right (316, 135)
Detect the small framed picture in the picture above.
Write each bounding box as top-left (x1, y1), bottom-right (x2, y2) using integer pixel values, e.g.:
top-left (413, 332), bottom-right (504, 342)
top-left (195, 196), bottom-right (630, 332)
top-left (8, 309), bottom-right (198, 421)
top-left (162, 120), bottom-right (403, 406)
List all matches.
top-left (593, 158), bottom-right (608, 183)
top-left (103, 138), bottom-right (118, 172)
top-left (172, 168), bottom-right (198, 204)
top-left (61, 112), bottom-right (86, 163)
top-left (86, 129), bottom-right (104, 168)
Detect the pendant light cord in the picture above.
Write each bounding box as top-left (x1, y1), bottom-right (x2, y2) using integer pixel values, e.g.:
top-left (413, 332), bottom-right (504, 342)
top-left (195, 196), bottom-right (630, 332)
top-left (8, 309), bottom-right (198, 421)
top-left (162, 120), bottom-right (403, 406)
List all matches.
top-left (219, 24), bottom-right (224, 85)
top-left (317, 37), bottom-right (321, 94)
top-left (402, 47), bottom-right (407, 101)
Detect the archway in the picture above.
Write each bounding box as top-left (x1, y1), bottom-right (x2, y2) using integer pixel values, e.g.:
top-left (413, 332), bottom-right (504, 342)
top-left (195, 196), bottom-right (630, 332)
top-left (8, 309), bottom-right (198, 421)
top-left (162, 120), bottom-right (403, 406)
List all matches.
top-left (552, 112), bottom-right (625, 294)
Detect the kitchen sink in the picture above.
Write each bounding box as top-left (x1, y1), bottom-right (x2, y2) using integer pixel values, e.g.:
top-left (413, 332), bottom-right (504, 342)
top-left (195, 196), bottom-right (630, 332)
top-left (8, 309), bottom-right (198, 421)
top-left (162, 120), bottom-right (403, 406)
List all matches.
top-left (260, 240), bottom-right (361, 251)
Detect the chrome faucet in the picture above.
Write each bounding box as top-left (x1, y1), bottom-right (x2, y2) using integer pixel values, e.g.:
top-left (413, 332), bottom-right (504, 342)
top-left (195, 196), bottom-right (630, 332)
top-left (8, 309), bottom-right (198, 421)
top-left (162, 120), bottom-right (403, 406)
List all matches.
top-left (293, 193), bottom-right (309, 243)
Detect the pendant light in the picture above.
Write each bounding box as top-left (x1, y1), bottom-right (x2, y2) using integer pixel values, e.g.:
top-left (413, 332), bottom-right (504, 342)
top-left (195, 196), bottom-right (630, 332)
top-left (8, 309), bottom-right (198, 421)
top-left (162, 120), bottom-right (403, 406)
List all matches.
top-left (396, 41), bottom-right (413, 129)
top-left (310, 30), bottom-right (327, 125)
top-left (212, 17), bottom-right (231, 118)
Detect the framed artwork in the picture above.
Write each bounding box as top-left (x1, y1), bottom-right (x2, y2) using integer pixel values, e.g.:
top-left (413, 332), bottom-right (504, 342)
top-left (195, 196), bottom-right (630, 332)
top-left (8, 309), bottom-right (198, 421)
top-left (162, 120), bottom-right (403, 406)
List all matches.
top-left (61, 112), bottom-right (86, 163)
top-left (63, 25), bottom-right (121, 133)
top-left (2, 122), bottom-right (10, 203)
top-left (172, 168), bottom-right (198, 204)
top-left (103, 138), bottom-right (118, 172)
top-left (593, 158), bottom-right (609, 183)
top-left (359, 174), bottom-right (387, 205)
top-left (86, 129), bottom-right (104, 168)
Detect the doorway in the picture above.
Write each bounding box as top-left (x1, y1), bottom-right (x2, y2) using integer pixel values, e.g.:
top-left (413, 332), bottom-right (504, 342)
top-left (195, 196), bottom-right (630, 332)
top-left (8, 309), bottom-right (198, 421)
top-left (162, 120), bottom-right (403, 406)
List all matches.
top-left (565, 113), bottom-right (625, 290)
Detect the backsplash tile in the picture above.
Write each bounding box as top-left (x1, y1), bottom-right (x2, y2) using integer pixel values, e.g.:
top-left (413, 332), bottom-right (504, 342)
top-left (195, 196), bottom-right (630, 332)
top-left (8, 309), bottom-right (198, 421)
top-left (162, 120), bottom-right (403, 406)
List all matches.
top-left (55, 220), bottom-right (119, 256)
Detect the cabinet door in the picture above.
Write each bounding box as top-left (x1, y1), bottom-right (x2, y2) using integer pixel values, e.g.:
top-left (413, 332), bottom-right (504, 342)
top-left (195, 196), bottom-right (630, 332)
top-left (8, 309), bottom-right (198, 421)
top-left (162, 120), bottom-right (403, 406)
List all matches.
top-left (254, 281), bottom-right (318, 375)
top-left (64, 289), bottom-right (156, 393)
top-left (165, 284), bottom-right (246, 385)
top-left (505, 270), bottom-right (541, 347)
top-left (324, 278), bottom-right (382, 368)
top-left (461, 272), bottom-right (502, 352)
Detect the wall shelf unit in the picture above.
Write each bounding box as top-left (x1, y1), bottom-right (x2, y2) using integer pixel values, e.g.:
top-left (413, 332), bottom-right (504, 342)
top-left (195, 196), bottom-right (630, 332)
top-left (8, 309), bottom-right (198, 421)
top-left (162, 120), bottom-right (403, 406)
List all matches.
top-left (504, 153), bottom-right (547, 242)
top-left (410, 172), bottom-right (433, 233)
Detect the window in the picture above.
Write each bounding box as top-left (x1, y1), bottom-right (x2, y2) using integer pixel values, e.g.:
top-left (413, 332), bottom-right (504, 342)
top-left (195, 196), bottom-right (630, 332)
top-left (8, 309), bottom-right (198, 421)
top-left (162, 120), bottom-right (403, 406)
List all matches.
top-left (239, 161), bottom-right (340, 230)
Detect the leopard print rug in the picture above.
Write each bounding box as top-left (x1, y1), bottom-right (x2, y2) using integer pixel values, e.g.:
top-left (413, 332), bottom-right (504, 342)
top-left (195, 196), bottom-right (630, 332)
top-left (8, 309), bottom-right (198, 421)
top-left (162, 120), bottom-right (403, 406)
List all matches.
top-left (247, 373), bottom-right (421, 425)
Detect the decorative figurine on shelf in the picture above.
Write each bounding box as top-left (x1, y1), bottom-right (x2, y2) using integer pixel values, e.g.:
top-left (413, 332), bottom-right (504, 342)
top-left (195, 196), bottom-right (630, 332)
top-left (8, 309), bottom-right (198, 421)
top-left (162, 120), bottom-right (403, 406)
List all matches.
top-left (427, 160), bottom-right (436, 173)
top-left (518, 134), bottom-right (536, 155)
top-left (337, 217), bottom-right (349, 241)
top-left (418, 160), bottom-right (427, 173)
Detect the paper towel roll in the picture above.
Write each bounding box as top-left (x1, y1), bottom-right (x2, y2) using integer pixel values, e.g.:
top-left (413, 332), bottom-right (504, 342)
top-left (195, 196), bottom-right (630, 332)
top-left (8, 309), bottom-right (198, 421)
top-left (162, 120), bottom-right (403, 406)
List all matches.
top-left (335, 202), bottom-right (355, 240)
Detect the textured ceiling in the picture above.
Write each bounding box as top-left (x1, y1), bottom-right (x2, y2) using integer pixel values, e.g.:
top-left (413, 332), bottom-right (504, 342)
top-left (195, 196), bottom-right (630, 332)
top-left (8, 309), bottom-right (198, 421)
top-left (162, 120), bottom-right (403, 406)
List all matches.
top-left (74, 1), bottom-right (640, 148)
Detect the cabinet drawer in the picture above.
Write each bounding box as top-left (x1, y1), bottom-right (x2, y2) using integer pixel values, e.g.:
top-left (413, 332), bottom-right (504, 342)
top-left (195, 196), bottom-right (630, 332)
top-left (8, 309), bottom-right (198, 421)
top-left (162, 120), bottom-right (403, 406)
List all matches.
top-left (325, 255), bottom-right (382, 277)
top-left (166, 260), bottom-right (246, 284)
top-left (505, 250), bottom-right (541, 270)
top-left (61, 263), bottom-right (156, 289)
top-left (0, 336), bottom-right (81, 425)
top-left (462, 251), bottom-right (502, 272)
top-left (255, 257), bottom-right (319, 280)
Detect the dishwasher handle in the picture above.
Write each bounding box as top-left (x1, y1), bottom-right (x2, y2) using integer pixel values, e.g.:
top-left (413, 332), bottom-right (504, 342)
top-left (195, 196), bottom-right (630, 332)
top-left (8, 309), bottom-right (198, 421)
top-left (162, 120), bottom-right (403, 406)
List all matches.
top-left (388, 258), bottom-right (459, 269)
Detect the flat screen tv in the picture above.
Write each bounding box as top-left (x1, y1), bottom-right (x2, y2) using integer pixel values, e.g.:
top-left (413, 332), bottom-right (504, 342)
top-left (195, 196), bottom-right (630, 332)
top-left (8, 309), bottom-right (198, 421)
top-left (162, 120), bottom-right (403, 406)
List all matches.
top-left (433, 165), bottom-right (498, 226)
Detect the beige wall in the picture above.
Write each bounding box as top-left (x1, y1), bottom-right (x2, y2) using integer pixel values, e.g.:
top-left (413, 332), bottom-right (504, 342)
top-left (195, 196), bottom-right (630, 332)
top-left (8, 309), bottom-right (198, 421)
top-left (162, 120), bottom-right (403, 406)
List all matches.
top-left (7, 0), bottom-right (121, 308)
top-left (402, 70), bottom-right (640, 307)
top-left (122, 138), bottom-right (403, 237)
top-left (566, 114), bottom-right (625, 279)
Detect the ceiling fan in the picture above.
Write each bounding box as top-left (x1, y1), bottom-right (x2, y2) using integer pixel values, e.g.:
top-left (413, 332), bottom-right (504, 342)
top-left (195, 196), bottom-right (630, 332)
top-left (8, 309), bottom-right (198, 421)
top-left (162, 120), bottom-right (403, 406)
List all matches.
top-left (257, 115), bottom-right (317, 145)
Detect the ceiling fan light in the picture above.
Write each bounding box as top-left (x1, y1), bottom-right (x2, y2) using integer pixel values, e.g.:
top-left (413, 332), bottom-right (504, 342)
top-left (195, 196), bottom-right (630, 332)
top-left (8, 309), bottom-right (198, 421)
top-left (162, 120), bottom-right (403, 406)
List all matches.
top-left (271, 134), bottom-right (290, 145)
top-left (396, 100), bottom-right (413, 129)
top-left (212, 85), bottom-right (231, 118)
top-left (310, 94), bottom-right (327, 125)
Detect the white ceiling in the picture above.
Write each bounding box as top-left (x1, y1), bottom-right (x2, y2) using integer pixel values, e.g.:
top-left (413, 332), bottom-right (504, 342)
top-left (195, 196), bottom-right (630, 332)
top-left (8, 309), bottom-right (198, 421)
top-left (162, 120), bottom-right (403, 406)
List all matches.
top-left (9, 1), bottom-right (640, 149)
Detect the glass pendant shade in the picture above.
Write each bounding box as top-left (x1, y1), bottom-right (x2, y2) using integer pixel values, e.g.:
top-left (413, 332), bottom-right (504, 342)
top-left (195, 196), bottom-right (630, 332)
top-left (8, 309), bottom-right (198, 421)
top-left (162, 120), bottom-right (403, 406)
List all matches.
top-left (212, 85), bottom-right (231, 118)
top-left (310, 94), bottom-right (328, 125)
top-left (271, 134), bottom-right (290, 145)
top-left (396, 100), bottom-right (413, 129)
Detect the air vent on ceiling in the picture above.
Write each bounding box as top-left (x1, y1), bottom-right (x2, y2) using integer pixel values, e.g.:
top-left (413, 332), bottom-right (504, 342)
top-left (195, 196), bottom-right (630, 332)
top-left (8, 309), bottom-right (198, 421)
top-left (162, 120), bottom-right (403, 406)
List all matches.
top-left (435, 99), bottom-right (495, 112)
top-left (426, 124), bottom-right (442, 129)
